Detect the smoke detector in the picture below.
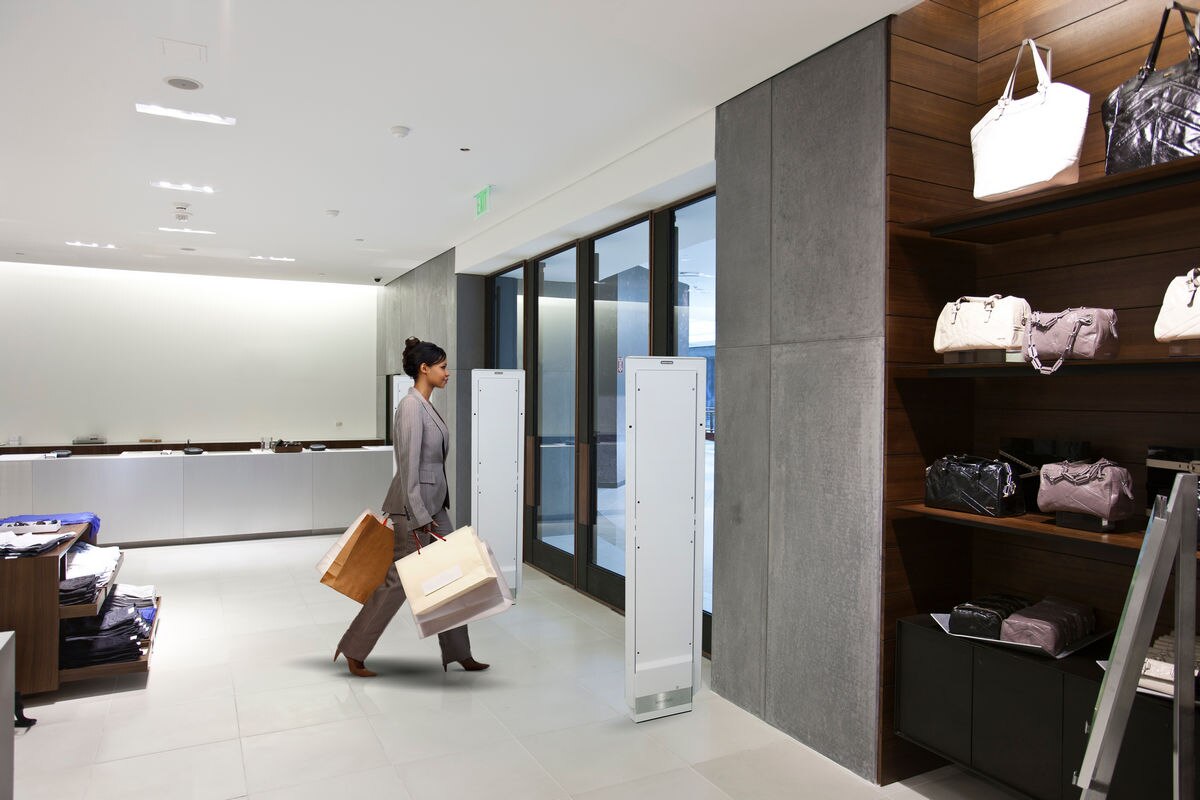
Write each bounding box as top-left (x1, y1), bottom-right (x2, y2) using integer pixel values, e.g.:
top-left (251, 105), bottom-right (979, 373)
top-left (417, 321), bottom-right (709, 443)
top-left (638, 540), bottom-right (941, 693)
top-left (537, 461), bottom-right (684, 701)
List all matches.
top-left (173, 203), bottom-right (192, 222)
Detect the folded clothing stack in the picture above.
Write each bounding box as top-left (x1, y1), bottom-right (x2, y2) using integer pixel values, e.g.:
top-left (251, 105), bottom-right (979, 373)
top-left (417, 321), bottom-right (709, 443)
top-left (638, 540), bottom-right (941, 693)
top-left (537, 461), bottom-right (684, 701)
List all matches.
top-left (949, 595), bottom-right (1031, 639)
top-left (0, 529), bottom-right (76, 558)
top-left (110, 584), bottom-right (157, 626)
top-left (59, 541), bottom-right (121, 605)
top-left (1001, 597), bottom-right (1095, 655)
top-left (1140, 631), bottom-right (1200, 695)
top-left (59, 585), bottom-right (157, 668)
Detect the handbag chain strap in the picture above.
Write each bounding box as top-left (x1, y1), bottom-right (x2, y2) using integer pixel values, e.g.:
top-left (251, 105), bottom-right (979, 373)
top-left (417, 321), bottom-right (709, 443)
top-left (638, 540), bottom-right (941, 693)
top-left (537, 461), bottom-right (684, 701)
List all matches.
top-left (1027, 313), bottom-right (1092, 375)
top-left (1044, 459), bottom-right (1135, 498)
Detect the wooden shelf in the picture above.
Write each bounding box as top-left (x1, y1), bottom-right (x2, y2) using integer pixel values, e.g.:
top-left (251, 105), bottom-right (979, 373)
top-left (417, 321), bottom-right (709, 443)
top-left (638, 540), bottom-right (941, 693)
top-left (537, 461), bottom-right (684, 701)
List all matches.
top-left (59, 595), bottom-right (161, 683)
top-left (894, 503), bottom-right (1199, 558)
top-left (891, 357), bottom-right (1200, 379)
top-left (908, 156), bottom-right (1200, 243)
top-left (58, 552), bottom-right (124, 619)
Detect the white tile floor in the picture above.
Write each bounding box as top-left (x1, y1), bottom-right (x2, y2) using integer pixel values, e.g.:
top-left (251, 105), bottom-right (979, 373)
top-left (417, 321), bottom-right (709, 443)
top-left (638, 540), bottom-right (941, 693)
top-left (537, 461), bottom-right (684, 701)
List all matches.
top-left (14, 535), bottom-right (1022, 799)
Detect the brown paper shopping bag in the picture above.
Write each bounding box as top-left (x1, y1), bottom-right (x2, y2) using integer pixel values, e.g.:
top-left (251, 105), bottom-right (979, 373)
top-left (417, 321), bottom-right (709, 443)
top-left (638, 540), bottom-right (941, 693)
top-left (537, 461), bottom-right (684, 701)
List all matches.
top-left (316, 510), bottom-right (394, 603)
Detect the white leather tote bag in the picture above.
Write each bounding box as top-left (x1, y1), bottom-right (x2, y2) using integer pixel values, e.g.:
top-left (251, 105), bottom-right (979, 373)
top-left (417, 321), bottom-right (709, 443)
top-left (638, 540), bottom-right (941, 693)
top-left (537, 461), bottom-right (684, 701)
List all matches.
top-left (934, 294), bottom-right (1031, 353)
top-left (971, 39), bottom-right (1090, 202)
top-left (1154, 267), bottom-right (1200, 341)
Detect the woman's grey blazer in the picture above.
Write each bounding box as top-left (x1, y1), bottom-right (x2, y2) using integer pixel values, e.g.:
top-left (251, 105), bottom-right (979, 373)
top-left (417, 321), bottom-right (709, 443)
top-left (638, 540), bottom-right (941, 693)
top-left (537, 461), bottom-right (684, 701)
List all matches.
top-left (381, 387), bottom-right (450, 531)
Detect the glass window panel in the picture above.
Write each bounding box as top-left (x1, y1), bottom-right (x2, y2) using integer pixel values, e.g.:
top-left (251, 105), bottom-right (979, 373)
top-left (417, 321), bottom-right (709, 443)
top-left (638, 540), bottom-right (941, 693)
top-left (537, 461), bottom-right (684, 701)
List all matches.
top-left (674, 196), bottom-right (715, 613)
top-left (492, 267), bottom-right (523, 370)
top-left (536, 248), bottom-right (577, 555)
top-left (592, 220), bottom-right (650, 576)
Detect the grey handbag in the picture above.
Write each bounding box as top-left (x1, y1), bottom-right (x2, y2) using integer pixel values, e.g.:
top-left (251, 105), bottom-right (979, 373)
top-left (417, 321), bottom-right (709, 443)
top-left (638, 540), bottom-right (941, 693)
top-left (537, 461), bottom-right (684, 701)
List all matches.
top-left (1038, 458), bottom-right (1136, 522)
top-left (1026, 308), bottom-right (1119, 374)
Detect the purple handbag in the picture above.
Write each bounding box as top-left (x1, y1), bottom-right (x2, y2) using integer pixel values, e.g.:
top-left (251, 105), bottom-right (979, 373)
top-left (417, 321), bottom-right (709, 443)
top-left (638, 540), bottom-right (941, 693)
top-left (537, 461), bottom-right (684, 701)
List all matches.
top-left (1038, 458), bottom-right (1136, 521)
top-left (1026, 307), bottom-right (1119, 374)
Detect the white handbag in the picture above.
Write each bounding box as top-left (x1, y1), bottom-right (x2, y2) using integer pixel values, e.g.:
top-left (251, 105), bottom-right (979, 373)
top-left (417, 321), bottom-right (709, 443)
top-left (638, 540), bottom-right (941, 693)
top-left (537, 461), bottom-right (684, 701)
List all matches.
top-left (971, 39), bottom-right (1090, 202)
top-left (933, 294), bottom-right (1031, 353)
top-left (1154, 267), bottom-right (1200, 341)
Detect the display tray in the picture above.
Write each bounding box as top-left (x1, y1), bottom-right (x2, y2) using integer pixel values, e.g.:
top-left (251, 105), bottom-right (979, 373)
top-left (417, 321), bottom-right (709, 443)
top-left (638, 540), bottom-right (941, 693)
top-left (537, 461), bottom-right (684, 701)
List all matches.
top-left (930, 613), bottom-right (1112, 659)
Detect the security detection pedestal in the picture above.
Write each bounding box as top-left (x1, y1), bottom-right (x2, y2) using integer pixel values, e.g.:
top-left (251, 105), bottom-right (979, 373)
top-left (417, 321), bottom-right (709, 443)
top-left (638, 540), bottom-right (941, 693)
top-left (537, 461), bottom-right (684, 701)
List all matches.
top-left (470, 370), bottom-right (525, 595)
top-left (624, 357), bottom-right (706, 722)
top-left (387, 374), bottom-right (415, 476)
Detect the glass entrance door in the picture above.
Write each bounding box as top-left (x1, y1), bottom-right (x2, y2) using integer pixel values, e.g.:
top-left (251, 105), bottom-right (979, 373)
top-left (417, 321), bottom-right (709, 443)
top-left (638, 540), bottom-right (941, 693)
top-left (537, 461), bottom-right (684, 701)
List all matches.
top-left (530, 247), bottom-right (578, 579)
top-left (589, 221), bottom-right (649, 585)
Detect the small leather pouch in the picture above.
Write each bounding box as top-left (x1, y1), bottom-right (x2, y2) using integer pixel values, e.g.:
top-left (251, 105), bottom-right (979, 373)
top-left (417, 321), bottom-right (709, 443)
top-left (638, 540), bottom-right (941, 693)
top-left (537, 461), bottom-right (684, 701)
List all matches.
top-left (949, 594), bottom-right (1031, 639)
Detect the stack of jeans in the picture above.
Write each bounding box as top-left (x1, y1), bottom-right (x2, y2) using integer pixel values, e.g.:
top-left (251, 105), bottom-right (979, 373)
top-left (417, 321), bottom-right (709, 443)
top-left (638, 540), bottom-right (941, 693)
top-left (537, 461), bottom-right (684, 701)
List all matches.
top-left (59, 586), bottom-right (155, 668)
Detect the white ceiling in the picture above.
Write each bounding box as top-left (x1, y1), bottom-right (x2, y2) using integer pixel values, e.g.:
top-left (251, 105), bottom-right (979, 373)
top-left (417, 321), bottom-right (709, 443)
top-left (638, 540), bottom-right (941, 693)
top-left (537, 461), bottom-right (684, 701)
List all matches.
top-left (0, 1), bottom-right (911, 285)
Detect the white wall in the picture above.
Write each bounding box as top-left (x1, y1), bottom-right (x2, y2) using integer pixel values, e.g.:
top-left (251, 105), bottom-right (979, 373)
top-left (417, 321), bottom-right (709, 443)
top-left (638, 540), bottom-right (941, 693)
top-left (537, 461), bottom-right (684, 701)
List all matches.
top-left (0, 262), bottom-right (378, 444)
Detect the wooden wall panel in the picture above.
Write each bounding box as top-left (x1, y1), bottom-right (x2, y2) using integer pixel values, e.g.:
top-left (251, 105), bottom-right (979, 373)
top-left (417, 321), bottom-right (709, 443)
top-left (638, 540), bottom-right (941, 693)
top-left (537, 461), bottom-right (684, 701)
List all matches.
top-left (891, 36), bottom-right (978, 102)
top-left (889, 83), bottom-right (978, 148)
top-left (976, 207), bottom-right (1199, 276)
top-left (978, 0), bottom-right (1123, 61)
top-left (888, 129), bottom-right (975, 190)
top-left (893, 1), bottom-right (980, 59)
top-left (888, 177), bottom-right (978, 223)
top-left (979, 249), bottom-right (1199, 309)
top-left (978, 0), bottom-right (1172, 99)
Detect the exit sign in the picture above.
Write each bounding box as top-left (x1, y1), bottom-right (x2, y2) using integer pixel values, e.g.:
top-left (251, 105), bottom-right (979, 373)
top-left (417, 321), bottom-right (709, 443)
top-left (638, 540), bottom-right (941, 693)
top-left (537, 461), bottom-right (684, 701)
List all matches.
top-left (474, 185), bottom-right (493, 218)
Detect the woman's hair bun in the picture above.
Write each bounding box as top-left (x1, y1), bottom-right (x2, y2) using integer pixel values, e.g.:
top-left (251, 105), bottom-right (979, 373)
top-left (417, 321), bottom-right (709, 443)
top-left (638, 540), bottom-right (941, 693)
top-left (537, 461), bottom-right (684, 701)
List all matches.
top-left (401, 337), bottom-right (447, 380)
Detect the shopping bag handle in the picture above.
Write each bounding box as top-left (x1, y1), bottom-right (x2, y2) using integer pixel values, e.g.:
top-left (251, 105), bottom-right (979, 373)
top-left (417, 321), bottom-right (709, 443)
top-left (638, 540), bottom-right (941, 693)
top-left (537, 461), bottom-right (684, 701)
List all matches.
top-left (411, 527), bottom-right (447, 554)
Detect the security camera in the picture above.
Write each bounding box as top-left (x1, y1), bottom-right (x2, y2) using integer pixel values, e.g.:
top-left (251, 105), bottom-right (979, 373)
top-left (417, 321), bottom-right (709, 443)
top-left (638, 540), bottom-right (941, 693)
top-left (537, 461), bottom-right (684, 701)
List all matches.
top-left (373, 277), bottom-right (382, 283)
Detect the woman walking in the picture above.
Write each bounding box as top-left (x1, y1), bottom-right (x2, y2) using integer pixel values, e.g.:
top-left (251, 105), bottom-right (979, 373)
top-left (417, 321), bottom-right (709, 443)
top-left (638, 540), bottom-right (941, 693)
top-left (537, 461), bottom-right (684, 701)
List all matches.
top-left (335, 337), bottom-right (489, 677)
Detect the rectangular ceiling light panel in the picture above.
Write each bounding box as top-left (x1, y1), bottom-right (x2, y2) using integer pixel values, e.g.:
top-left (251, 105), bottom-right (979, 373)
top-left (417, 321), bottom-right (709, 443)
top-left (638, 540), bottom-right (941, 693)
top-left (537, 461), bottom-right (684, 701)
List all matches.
top-left (135, 103), bottom-right (236, 126)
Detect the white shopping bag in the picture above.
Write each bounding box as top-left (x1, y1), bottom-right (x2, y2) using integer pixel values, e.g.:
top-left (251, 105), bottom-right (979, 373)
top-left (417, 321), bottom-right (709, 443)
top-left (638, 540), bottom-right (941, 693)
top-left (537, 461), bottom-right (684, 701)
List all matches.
top-left (395, 525), bottom-right (514, 636)
top-left (411, 538), bottom-right (514, 638)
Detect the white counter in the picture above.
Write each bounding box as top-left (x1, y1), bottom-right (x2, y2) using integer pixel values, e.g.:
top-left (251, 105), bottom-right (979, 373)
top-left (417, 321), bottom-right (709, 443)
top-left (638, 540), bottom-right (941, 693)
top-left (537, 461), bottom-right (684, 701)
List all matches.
top-left (0, 448), bottom-right (393, 544)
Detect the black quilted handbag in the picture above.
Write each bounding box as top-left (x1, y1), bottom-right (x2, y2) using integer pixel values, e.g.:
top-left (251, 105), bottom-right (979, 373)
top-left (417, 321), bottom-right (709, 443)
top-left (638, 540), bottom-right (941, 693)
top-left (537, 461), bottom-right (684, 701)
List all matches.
top-left (1102, 2), bottom-right (1200, 174)
top-left (925, 455), bottom-right (1026, 517)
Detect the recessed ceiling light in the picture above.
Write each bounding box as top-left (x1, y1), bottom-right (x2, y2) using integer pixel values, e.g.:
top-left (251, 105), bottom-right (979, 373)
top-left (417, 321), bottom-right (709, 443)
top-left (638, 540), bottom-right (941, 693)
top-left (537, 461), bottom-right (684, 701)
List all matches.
top-left (158, 227), bottom-right (215, 235)
top-left (165, 76), bottom-right (203, 91)
top-left (135, 103), bottom-right (236, 126)
top-left (65, 241), bottom-right (116, 248)
top-left (390, 125), bottom-right (412, 138)
top-left (249, 255), bottom-right (296, 262)
top-left (152, 180), bottom-right (216, 193)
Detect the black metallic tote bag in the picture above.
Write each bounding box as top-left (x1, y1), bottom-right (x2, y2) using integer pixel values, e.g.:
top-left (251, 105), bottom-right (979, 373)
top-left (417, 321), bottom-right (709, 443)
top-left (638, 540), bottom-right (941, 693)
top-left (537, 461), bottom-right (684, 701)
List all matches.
top-left (1101, 1), bottom-right (1200, 174)
top-left (925, 455), bottom-right (1026, 517)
